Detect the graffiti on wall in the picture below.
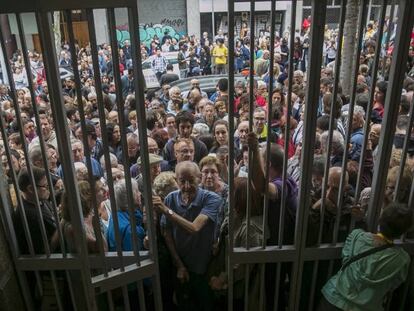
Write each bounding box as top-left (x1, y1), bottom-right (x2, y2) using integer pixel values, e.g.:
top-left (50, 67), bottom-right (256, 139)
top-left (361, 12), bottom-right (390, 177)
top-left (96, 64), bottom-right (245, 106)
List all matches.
top-left (116, 23), bottom-right (185, 47)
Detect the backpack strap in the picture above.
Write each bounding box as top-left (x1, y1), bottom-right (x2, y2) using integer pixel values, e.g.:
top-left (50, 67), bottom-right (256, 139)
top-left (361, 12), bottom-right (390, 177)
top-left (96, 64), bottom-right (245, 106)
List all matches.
top-left (341, 243), bottom-right (394, 271)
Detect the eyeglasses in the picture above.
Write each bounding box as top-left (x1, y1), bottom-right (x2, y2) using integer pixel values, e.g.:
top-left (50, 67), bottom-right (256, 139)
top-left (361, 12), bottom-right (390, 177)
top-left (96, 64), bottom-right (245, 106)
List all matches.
top-left (179, 148), bottom-right (194, 155)
top-left (201, 170), bottom-right (218, 176)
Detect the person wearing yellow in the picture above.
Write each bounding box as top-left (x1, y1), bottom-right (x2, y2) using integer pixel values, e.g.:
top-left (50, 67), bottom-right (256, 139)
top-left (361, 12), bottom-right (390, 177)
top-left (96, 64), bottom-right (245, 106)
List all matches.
top-left (212, 38), bottom-right (228, 74)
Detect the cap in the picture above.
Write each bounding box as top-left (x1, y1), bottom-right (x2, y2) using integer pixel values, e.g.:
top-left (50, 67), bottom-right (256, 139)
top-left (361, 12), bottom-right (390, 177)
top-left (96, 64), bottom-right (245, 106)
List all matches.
top-left (137, 153), bottom-right (162, 165)
top-left (91, 118), bottom-right (100, 125)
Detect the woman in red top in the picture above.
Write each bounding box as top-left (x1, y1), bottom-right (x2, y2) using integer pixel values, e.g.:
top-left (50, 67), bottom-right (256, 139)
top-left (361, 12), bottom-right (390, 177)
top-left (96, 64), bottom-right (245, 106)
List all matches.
top-left (372, 80), bottom-right (387, 123)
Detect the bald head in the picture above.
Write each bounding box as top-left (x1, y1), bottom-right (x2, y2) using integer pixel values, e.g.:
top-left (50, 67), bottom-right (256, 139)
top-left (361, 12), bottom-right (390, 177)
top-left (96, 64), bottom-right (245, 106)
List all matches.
top-left (328, 167), bottom-right (348, 188)
top-left (175, 161), bottom-right (200, 176)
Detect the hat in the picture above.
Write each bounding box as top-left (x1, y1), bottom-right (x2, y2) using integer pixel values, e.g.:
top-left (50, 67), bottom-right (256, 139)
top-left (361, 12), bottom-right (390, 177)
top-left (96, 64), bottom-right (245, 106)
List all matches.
top-left (91, 118), bottom-right (100, 125)
top-left (137, 153), bottom-right (162, 165)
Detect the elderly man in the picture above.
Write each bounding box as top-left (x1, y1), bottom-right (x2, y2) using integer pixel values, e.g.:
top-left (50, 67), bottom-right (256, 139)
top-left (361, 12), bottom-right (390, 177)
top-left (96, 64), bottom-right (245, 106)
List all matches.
top-left (130, 137), bottom-right (169, 178)
top-left (254, 50), bottom-right (270, 77)
top-left (235, 120), bottom-right (249, 150)
top-left (167, 85), bottom-right (182, 113)
top-left (181, 79), bottom-right (208, 99)
top-left (136, 153), bottom-right (163, 193)
top-left (253, 107), bottom-right (268, 143)
top-left (152, 161), bottom-right (221, 310)
top-left (57, 139), bottom-right (103, 178)
top-left (350, 106), bottom-right (365, 161)
top-left (321, 130), bottom-right (345, 167)
top-left (29, 114), bottom-right (58, 150)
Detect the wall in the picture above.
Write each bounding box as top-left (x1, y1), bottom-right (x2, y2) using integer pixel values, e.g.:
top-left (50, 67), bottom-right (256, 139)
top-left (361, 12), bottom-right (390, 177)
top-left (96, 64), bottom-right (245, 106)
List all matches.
top-left (95, 1), bottom-right (188, 47)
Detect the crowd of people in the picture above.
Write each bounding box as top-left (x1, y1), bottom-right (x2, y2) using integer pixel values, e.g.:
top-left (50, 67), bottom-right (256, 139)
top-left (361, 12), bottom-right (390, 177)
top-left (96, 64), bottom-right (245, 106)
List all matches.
top-left (1, 13), bottom-right (414, 311)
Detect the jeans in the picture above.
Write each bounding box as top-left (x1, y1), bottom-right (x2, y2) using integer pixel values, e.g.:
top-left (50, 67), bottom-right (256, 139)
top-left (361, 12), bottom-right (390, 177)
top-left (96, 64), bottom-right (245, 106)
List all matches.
top-left (215, 64), bottom-right (226, 74)
top-left (179, 69), bottom-right (187, 79)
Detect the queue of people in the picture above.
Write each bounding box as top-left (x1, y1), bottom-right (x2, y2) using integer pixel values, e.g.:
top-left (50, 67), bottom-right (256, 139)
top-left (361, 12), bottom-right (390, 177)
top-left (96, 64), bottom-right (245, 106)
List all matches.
top-left (0, 17), bottom-right (414, 311)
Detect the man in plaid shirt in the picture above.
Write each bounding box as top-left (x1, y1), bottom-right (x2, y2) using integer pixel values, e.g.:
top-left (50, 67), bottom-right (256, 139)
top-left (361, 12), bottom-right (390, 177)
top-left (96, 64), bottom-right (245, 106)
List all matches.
top-left (152, 47), bottom-right (168, 82)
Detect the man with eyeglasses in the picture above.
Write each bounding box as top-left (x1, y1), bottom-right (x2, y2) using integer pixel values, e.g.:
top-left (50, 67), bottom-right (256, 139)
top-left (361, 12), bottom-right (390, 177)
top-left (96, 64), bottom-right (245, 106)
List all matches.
top-left (14, 166), bottom-right (58, 254)
top-left (130, 137), bottom-right (169, 178)
top-left (13, 166), bottom-right (60, 309)
top-left (253, 107), bottom-right (268, 143)
top-left (169, 138), bottom-right (195, 171)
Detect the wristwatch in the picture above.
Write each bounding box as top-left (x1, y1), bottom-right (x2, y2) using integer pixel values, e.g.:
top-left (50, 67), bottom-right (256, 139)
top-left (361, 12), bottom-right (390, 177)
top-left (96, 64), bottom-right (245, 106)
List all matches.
top-left (167, 209), bottom-right (174, 216)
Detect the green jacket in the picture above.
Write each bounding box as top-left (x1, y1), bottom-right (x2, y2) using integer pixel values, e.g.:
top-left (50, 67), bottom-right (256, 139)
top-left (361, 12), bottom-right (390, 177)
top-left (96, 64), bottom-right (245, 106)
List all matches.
top-left (322, 229), bottom-right (410, 311)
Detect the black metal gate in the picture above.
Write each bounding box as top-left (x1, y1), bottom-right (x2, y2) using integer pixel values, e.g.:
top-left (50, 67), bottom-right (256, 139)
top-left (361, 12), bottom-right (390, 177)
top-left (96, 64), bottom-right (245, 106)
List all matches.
top-left (0, 0), bottom-right (413, 310)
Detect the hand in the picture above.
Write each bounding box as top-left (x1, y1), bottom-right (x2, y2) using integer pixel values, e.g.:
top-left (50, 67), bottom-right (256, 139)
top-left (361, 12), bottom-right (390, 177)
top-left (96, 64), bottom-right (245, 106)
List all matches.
top-left (143, 236), bottom-right (149, 249)
top-left (247, 132), bottom-right (259, 150)
top-left (177, 266), bottom-right (189, 283)
top-left (209, 276), bottom-right (227, 290)
top-left (152, 195), bottom-right (163, 206)
top-left (351, 205), bottom-right (365, 221)
top-left (152, 195), bottom-right (165, 213)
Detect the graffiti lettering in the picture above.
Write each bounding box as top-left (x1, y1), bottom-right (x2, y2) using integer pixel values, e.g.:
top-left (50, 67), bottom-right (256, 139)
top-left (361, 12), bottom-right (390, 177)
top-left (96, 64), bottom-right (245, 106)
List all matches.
top-left (116, 23), bottom-right (185, 47)
top-left (160, 18), bottom-right (185, 28)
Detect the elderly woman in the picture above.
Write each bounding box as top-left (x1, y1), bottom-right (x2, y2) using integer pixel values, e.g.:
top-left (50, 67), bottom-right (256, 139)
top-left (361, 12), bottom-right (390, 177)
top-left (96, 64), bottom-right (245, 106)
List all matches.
top-left (199, 155), bottom-right (229, 239)
top-left (106, 179), bottom-right (145, 251)
top-left (150, 171), bottom-right (178, 308)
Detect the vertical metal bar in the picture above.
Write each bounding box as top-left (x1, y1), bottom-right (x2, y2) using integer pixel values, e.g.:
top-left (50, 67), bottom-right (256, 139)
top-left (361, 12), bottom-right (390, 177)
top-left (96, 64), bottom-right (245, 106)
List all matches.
top-left (107, 291), bottom-right (115, 311)
top-left (279, 0), bottom-right (296, 248)
top-left (106, 8), bottom-right (141, 263)
top-left (50, 271), bottom-right (64, 311)
top-left (263, 0), bottom-right (276, 249)
top-left (0, 153), bottom-right (35, 310)
top-left (258, 264), bottom-right (265, 310)
top-left (86, 8), bottom-right (125, 271)
top-left (328, 0), bottom-right (369, 279)
top-left (227, 243), bottom-right (234, 311)
top-left (381, 3), bottom-right (395, 78)
top-left (367, 0), bottom-right (414, 231)
top-left (65, 9), bottom-right (108, 275)
top-left (36, 11), bottom-right (96, 310)
top-left (16, 13), bottom-right (66, 255)
top-left (65, 271), bottom-right (78, 311)
top-left (243, 264), bottom-right (250, 311)
top-left (127, 5), bottom-right (163, 311)
top-left (307, 2), bottom-right (348, 306)
top-left (0, 108), bottom-right (35, 257)
top-left (409, 170), bottom-right (414, 208)
top-left (272, 263), bottom-right (281, 311)
top-left (227, 0), bottom-right (235, 308)
top-left (0, 19), bottom-right (44, 299)
top-left (398, 261), bottom-right (413, 311)
top-left (0, 14), bottom-right (51, 257)
top-left (137, 281), bottom-right (147, 311)
top-left (225, 0), bottom-right (234, 311)
top-left (211, 0), bottom-right (215, 39)
top-left (121, 286), bottom-right (131, 311)
top-left (317, 0), bottom-right (347, 245)
top-left (288, 1), bottom-right (327, 310)
top-left (333, 0), bottom-right (368, 244)
top-left (394, 96), bottom-right (414, 201)
top-left (354, 0), bottom-right (387, 206)
top-left (246, 0), bottom-right (255, 250)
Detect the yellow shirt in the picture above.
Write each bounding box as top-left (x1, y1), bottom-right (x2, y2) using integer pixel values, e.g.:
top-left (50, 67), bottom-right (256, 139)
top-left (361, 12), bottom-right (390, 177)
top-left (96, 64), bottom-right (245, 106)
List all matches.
top-left (213, 45), bottom-right (228, 65)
